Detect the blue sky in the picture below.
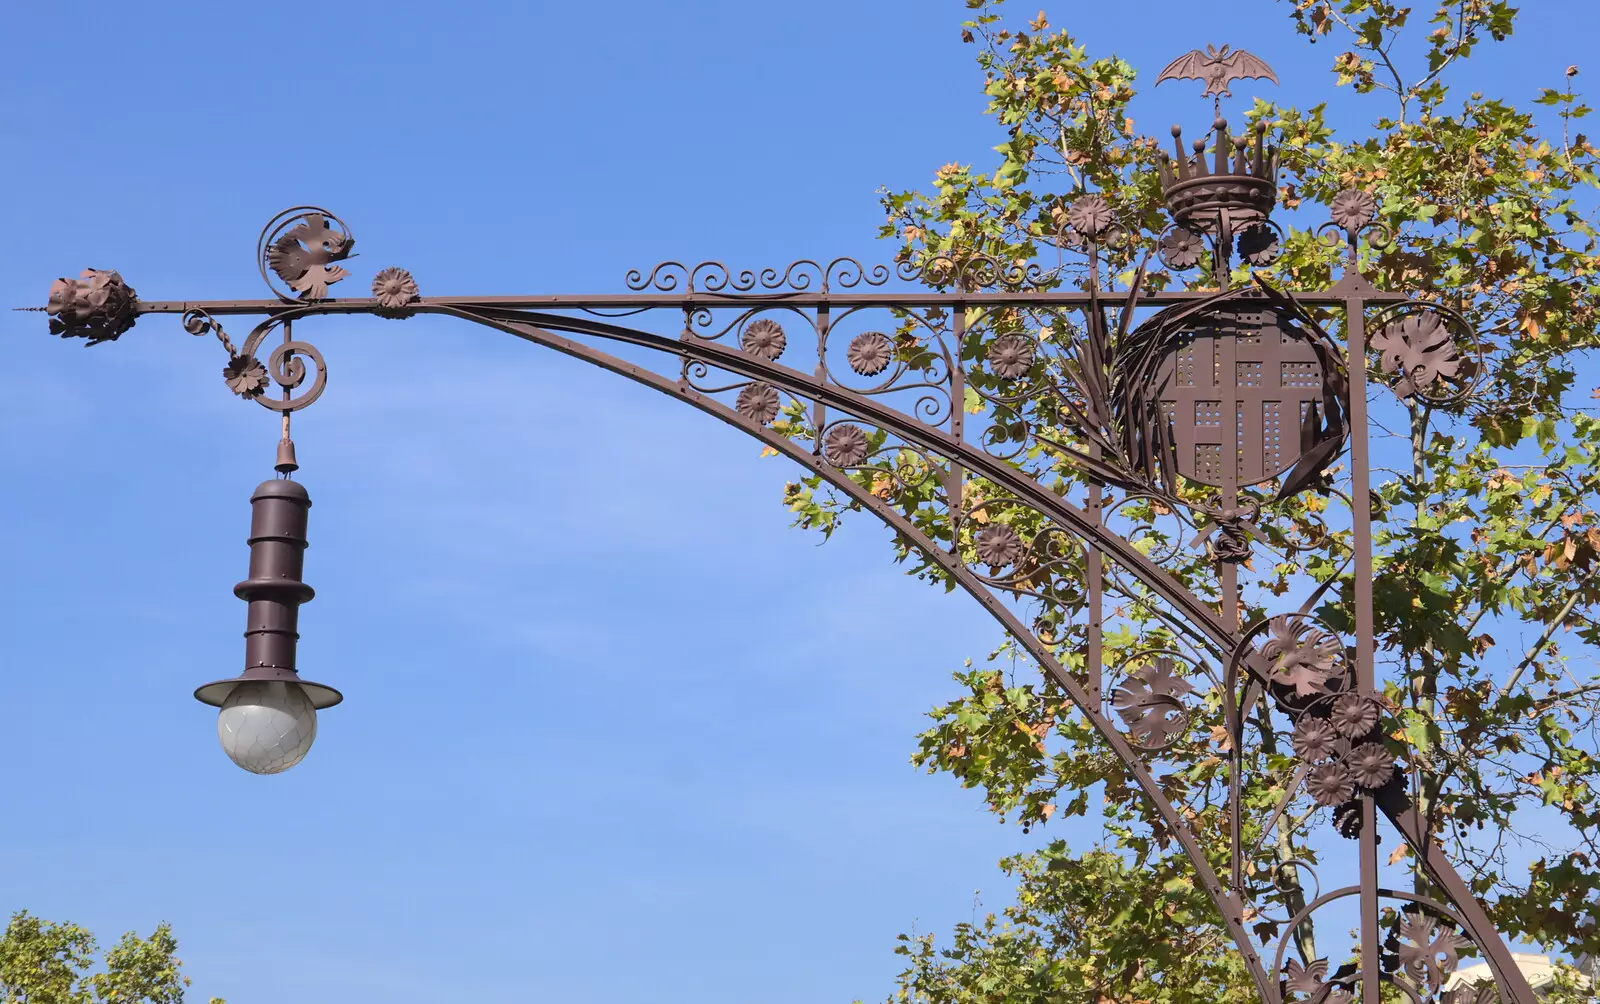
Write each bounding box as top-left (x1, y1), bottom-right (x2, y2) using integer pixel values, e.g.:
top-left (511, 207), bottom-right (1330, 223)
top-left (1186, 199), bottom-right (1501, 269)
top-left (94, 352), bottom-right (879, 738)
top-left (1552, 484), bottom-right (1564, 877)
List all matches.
top-left (3, 2), bottom-right (1597, 1003)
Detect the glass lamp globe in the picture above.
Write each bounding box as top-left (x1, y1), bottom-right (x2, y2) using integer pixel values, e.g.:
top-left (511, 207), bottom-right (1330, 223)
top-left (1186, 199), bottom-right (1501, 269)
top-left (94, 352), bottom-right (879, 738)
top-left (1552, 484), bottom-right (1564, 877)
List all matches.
top-left (216, 680), bottom-right (318, 774)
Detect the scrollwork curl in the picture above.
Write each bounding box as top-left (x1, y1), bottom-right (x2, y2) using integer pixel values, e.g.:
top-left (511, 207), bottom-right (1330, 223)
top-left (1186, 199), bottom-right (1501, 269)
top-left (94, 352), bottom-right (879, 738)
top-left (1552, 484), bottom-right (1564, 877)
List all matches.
top-left (236, 315), bottom-right (328, 413)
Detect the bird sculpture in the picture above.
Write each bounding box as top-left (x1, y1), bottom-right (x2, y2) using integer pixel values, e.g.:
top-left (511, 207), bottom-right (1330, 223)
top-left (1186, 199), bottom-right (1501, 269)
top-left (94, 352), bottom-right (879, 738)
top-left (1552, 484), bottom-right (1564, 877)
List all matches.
top-left (1156, 44), bottom-right (1278, 101)
top-left (266, 213), bottom-right (355, 300)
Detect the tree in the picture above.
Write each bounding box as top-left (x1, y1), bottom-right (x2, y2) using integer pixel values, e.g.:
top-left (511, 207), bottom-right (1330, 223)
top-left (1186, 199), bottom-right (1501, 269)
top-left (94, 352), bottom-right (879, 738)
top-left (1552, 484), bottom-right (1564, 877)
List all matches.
top-left (783, 1), bottom-right (1600, 1000)
top-left (0, 912), bottom-right (222, 1004)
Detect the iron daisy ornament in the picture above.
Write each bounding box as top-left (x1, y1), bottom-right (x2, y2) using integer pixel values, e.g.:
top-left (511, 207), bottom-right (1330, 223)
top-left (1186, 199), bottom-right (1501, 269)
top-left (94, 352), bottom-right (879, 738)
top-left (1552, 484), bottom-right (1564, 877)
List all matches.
top-left (1329, 189), bottom-right (1378, 231)
top-left (846, 331), bottom-right (894, 377)
top-left (1345, 741), bottom-right (1396, 789)
top-left (1237, 223), bottom-right (1281, 266)
top-left (1159, 226), bottom-right (1204, 269)
top-left (1066, 194), bottom-right (1114, 238)
top-left (740, 318), bottom-right (787, 360)
top-left (974, 524), bottom-right (1023, 568)
top-left (222, 354), bottom-right (269, 398)
top-left (1330, 692), bottom-right (1381, 738)
top-left (1306, 761), bottom-right (1356, 806)
top-left (372, 267), bottom-right (420, 314)
top-left (1292, 716), bottom-right (1341, 763)
top-left (734, 383), bottom-right (781, 425)
top-left (987, 334), bottom-right (1035, 380)
top-left (822, 423), bottom-right (870, 467)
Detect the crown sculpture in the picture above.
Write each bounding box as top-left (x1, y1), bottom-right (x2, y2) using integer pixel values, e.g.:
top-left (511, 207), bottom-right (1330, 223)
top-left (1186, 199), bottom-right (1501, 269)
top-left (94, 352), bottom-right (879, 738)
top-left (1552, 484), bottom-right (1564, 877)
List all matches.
top-left (1155, 45), bottom-right (1280, 235)
top-left (1158, 116), bottom-right (1279, 235)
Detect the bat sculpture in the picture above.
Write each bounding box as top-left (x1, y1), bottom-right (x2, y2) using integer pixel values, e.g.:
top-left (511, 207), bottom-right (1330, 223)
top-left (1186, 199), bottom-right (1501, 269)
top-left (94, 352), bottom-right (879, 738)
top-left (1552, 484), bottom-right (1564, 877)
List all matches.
top-left (1156, 44), bottom-right (1278, 99)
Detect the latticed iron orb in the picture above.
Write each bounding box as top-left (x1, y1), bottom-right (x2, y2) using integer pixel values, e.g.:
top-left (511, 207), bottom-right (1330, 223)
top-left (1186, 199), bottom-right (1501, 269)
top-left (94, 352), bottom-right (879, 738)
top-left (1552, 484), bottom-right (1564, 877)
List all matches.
top-left (822, 423), bottom-right (870, 466)
top-left (734, 382), bottom-right (781, 425)
top-left (740, 318), bottom-right (787, 360)
top-left (1150, 302), bottom-right (1339, 490)
top-left (846, 331), bottom-right (894, 376)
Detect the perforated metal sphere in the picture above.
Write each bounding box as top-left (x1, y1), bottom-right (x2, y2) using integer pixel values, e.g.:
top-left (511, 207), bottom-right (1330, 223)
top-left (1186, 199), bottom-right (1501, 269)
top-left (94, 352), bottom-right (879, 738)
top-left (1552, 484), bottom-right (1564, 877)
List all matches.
top-left (217, 680), bottom-right (318, 774)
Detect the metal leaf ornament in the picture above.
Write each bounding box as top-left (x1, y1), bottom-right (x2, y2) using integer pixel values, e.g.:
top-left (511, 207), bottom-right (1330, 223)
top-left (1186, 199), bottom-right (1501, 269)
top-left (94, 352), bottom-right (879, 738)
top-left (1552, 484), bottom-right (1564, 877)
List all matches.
top-left (1372, 312), bottom-right (1461, 398)
top-left (1260, 616), bottom-right (1343, 696)
top-left (1395, 911), bottom-right (1468, 993)
top-left (1112, 656), bottom-right (1196, 748)
top-left (46, 268), bottom-right (138, 344)
top-left (1284, 957), bottom-right (1332, 996)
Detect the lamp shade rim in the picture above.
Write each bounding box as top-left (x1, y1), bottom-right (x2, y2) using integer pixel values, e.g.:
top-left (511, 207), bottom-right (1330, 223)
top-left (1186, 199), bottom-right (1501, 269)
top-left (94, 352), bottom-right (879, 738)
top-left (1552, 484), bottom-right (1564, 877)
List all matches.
top-left (194, 676), bottom-right (343, 710)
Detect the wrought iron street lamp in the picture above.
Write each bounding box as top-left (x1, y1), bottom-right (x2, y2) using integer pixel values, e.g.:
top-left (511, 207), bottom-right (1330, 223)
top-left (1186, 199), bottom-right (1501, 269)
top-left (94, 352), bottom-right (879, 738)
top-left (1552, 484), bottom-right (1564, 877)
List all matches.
top-left (33, 50), bottom-right (1540, 1004)
top-left (195, 476), bottom-right (342, 774)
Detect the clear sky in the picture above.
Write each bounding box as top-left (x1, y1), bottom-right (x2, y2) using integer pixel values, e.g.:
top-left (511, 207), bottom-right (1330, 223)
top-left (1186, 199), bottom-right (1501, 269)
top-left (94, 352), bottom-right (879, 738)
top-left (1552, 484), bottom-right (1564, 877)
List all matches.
top-left (3, 3), bottom-right (1596, 1003)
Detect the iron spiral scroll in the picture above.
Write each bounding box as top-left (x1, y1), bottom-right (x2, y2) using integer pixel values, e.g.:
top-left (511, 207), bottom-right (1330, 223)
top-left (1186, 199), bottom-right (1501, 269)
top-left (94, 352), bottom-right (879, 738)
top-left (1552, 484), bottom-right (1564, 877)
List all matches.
top-left (39, 186), bottom-right (1535, 1004)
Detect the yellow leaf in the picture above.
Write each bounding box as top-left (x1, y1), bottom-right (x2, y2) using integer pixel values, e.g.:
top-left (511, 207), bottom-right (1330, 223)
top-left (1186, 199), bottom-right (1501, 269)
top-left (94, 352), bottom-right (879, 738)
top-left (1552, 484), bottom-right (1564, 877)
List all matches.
top-left (1389, 844), bottom-right (1411, 865)
top-left (1041, 803), bottom-right (1056, 819)
top-left (758, 446), bottom-right (779, 458)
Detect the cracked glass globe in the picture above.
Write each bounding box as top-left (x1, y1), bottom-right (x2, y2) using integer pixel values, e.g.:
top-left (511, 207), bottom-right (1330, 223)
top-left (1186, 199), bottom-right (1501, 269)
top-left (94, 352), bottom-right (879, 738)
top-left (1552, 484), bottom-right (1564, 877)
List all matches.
top-left (216, 680), bottom-right (318, 774)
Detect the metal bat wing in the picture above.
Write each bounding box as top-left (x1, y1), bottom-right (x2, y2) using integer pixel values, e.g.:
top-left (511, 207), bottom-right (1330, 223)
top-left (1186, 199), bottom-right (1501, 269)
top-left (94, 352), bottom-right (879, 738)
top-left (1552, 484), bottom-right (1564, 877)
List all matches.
top-left (1155, 49), bottom-right (1211, 85)
top-left (1219, 49), bottom-right (1279, 86)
